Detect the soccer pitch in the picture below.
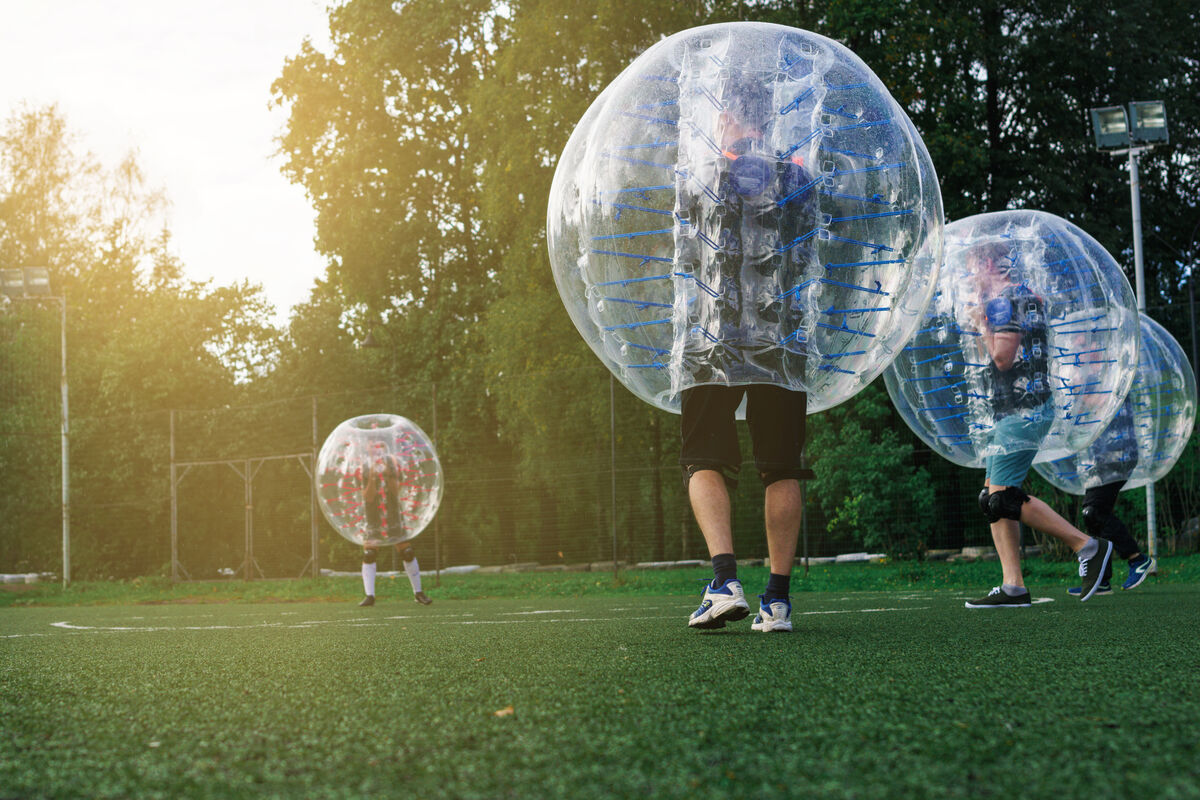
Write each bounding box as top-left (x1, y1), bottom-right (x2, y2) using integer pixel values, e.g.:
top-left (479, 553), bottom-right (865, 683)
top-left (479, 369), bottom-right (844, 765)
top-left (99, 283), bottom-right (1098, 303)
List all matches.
top-left (3, 586), bottom-right (1199, 798)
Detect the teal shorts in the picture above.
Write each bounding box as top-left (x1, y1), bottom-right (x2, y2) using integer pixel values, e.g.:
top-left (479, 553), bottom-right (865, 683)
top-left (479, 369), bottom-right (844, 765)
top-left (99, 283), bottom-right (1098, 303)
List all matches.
top-left (985, 448), bottom-right (1038, 487)
top-left (985, 405), bottom-right (1054, 486)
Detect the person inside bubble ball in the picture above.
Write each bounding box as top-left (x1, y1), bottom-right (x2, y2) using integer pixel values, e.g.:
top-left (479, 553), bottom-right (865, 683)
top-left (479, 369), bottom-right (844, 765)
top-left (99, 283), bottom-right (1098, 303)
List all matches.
top-left (1065, 397), bottom-right (1156, 596)
top-left (680, 70), bottom-right (815, 633)
top-left (964, 241), bottom-right (1113, 607)
top-left (357, 452), bottom-right (431, 607)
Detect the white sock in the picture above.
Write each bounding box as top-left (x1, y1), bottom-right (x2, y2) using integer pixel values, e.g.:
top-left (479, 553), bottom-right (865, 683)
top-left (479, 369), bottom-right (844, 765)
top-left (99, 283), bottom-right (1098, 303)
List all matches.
top-left (1078, 538), bottom-right (1099, 561)
top-left (404, 556), bottom-right (422, 594)
top-left (362, 562), bottom-right (376, 596)
top-left (1001, 583), bottom-right (1026, 597)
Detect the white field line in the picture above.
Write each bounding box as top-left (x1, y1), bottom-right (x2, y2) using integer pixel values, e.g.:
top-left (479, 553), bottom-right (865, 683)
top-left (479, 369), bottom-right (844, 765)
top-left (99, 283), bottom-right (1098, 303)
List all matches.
top-left (0, 604), bottom-right (941, 638)
top-left (796, 607), bottom-right (930, 616)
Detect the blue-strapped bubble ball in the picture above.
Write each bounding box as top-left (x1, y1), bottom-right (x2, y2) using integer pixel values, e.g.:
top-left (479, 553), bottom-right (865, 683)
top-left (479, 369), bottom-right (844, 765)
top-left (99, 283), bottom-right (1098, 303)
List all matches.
top-left (1034, 313), bottom-right (1196, 493)
top-left (547, 22), bottom-right (943, 414)
top-left (884, 210), bottom-right (1140, 469)
top-left (315, 414), bottom-right (443, 547)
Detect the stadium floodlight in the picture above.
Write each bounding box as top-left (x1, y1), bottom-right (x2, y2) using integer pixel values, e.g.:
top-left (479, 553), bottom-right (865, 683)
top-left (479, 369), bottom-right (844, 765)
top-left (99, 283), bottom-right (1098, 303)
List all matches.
top-left (0, 266), bottom-right (52, 297)
top-left (1, 268), bottom-right (25, 297)
top-left (1089, 105), bottom-right (1129, 150)
top-left (22, 267), bottom-right (51, 296)
top-left (1129, 100), bottom-right (1168, 145)
top-left (1087, 99), bottom-right (1171, 561)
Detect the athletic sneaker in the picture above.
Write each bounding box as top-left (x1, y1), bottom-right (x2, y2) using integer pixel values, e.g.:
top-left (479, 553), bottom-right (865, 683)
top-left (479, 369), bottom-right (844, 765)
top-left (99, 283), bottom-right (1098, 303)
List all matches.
top-left (688, 578), bottom-right (750, 629)
top-left (965, 586), bottom-right (1032, 608)
top-left (1067, 582), bottom-right (1112, 597)
top-left (414, 591), bottom-right (433, 605)
top-left (358, 595), bottom-right (375, 607)
top-left (1077, 538), bottom-right (1114, 602)
top-left (751, 595), bottom-right (792, 632)
top-left (1123, 555), bottom-right (1156, 591)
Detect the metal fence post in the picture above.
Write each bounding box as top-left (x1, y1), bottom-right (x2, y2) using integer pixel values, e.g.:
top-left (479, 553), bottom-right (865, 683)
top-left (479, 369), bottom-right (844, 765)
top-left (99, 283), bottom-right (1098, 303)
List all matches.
top-left (170, 410), bottom-right (178, 582)
top-left (311, 395), bottom-right (319, 578)
top-left (245, 459), bottom-right (253, 581)
top-left (432, 380), bottom-right (440, 587)
top-left (610, 374), bottom-right (617, 580)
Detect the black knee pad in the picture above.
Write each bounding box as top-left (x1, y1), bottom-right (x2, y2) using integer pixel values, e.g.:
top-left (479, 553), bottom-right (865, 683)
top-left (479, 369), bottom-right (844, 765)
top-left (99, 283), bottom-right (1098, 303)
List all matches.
top-left (1081, 504), bottom-right (1108, 537)
top-left (978, 487), bottom-right (990, 515)
top-left (985, 487), bottom-right (1029, 523)
top-left (362, 549), bottom-right (378, 565)
top-left (400, 546), bottom-right (416, 564)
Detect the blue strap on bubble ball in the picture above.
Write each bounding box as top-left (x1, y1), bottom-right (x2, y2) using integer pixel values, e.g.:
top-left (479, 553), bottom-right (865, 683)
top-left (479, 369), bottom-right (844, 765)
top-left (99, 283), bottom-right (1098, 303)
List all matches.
top-left (545, 22), bottom-right (945, 415)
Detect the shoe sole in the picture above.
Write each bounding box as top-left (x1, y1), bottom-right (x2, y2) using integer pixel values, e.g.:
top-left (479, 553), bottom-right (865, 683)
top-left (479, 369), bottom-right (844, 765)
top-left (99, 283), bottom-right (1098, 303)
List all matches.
top-left (1123, 560), bottom-right (1155, 591)
top-left (1080, 542), bottom-right (1114, 603)
top-left (688, 600), bottom-right (750, 629)
top-left (964, 601), bottom-right (1032, 608)
top-left (1067, 588), bottom-right (1111, 596)
top-left (751, 621), bottom-right (792, 632)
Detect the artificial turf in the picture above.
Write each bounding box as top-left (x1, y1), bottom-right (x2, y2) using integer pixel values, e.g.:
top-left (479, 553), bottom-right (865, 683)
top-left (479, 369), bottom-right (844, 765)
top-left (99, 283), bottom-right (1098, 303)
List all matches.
top-left (2, 582), bottom-right (1199, 798)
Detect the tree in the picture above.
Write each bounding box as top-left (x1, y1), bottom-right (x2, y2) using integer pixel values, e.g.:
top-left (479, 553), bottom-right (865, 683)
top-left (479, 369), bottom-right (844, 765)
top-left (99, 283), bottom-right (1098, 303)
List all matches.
top-left (268, 0), bottom-right (1198, 565)
top-left (0, 104), bottom-right (281, 577)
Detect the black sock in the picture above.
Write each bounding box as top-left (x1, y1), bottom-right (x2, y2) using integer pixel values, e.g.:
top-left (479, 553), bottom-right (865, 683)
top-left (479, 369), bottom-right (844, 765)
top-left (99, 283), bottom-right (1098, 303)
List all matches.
top-left (711, 553), bottom-right (737, 587)
top-left (764, 572), bottom-right (791, 600)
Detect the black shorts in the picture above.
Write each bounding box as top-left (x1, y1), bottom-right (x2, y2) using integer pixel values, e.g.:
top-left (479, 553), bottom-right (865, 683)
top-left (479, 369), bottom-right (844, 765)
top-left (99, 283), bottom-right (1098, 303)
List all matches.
top-left (679, 384), bottom-right (808, 488)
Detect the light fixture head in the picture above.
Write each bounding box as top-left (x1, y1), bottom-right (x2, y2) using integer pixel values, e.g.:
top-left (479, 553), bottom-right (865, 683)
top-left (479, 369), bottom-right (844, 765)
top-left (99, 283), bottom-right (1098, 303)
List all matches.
top-left (1089, 105), bottom-right (1129, 150)
top-left (1129, 100), bottom-right (1168, 145)
top-left (0, 268), bottom-right (23, 298)
top-left (22, 267), bottom-right (51, 296)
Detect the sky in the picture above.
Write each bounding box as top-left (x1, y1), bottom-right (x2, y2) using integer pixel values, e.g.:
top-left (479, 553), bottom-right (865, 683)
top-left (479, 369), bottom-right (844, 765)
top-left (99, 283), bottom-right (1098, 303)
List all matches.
top-left (0, 0), bottom-right (333, 324)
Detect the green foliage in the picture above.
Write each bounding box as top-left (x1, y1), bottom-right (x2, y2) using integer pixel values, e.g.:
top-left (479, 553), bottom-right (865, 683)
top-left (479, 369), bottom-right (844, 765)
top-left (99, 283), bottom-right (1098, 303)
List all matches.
top-left (0, 105), bottom-right (280, 577)
top-left (808, 382), bottom-right (936, 555)
top-left (4, 1), bottom-right (1200, 578)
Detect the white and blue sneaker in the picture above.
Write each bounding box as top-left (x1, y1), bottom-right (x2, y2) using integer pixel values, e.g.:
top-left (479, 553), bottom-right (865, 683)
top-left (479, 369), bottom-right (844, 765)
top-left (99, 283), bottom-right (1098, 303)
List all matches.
top-left (1123, 555), bottom-right (1156, 590)
top-left (688, 578), bottom-right (750, 629)
top-left (751, 595), bottom-right (792, 633)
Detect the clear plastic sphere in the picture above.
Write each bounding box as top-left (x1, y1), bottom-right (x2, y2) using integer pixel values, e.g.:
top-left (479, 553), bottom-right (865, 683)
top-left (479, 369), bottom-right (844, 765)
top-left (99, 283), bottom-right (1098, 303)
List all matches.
top-left (884, 210), bottom-right (1140, 468)
top-left (547, 22), bottom-right (943, 414)
top-left (315, 414), bottom-right (443, 547)
top-left (1034, 313), bottom-right (1197, 493)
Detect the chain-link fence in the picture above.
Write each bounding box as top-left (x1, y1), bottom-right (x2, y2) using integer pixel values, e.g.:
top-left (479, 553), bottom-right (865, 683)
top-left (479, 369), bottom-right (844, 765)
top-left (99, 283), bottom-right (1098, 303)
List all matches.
top-left (3, 357), bottom-right (1197, 581)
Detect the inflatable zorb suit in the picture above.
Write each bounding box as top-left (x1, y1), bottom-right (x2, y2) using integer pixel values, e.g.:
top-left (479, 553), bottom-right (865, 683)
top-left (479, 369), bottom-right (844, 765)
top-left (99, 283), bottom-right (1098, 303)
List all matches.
top-left (884, 210), bottom-right (1140, 467)
top-left (547, 22), bottom-right (942, 413)
top-left (1035, 313), bottom-right (1196, 492)
top-left (315, 414), bottom-right (443, 547)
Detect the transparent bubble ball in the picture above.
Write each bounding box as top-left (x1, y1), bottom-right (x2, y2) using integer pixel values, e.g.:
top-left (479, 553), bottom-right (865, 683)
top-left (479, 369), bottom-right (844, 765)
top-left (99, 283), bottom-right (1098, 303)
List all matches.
top-left (547, 21), bottom-right (943, 414)
top-left (884, 210), bottom-right (1140, 468)
top-left (1034, 313), bottom-right (1196, 493)
top-left (315, 414), bottom-right (443, 547)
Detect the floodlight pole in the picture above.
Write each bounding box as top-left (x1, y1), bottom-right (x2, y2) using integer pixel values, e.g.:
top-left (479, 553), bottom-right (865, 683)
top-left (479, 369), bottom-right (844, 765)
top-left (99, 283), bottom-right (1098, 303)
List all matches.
top-left (55, 295), bottom-right (70, 587)
top-left (1129, 148), bottom-right (1148, 308)
top-left (2, 270), bottom-right (71, 586)
top-left (1120, 145), bottom-right (1157, 559)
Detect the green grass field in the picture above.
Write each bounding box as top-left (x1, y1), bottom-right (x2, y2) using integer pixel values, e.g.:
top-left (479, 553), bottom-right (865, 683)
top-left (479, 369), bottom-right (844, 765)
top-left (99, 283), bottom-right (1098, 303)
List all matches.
top-left (3, 562), bottom-right (1200, 798)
